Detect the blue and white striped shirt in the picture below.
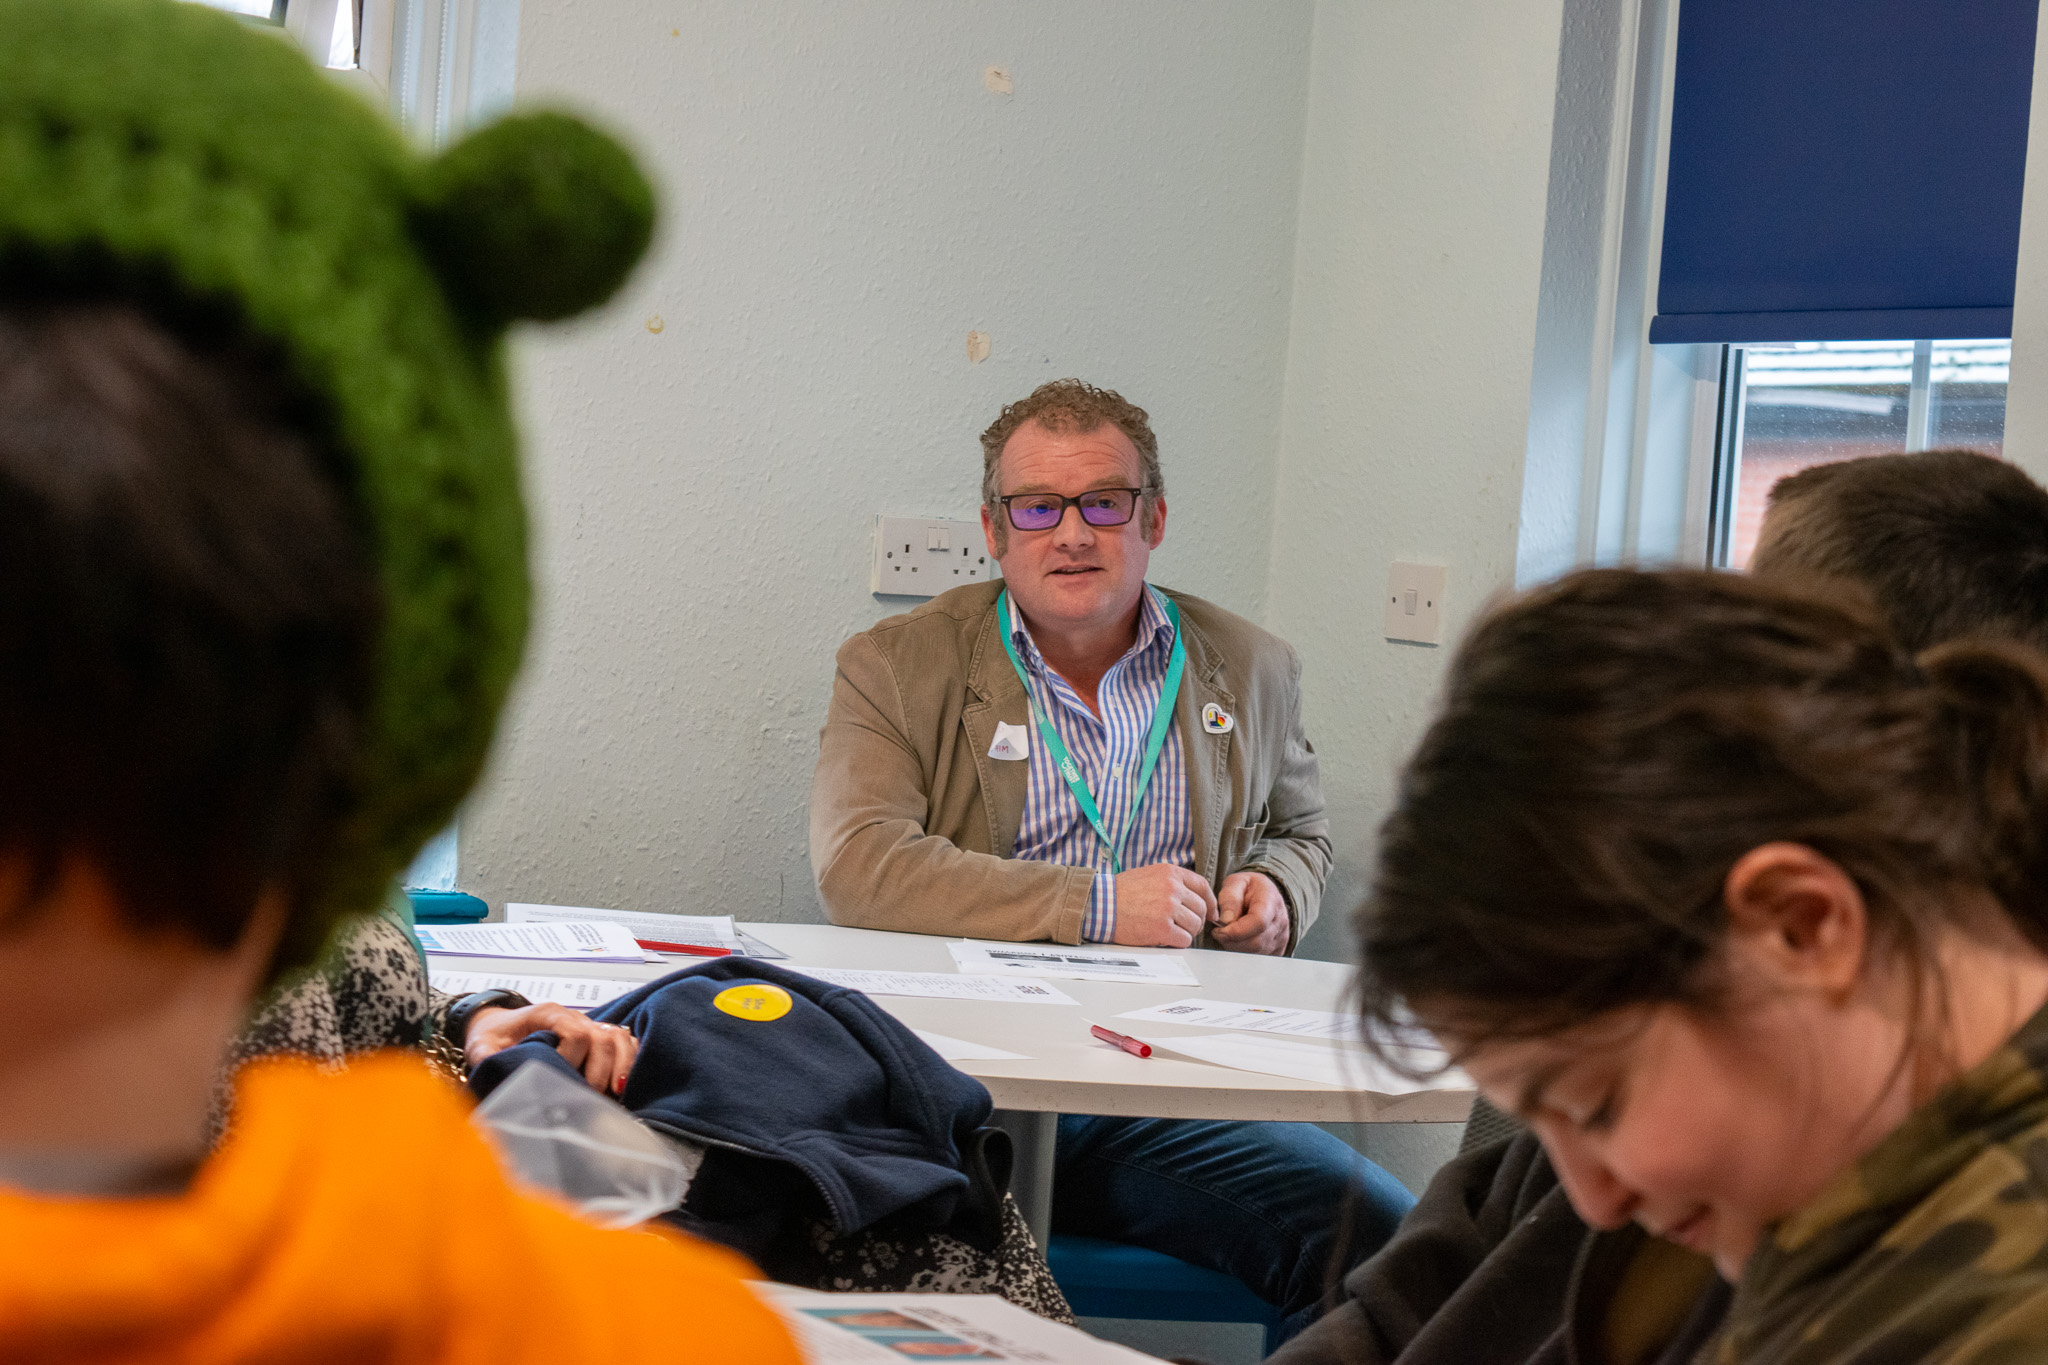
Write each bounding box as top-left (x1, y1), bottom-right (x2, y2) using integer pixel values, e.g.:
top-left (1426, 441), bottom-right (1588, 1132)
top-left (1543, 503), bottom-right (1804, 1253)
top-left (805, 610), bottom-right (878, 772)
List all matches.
top-left (1008, 585), bottom-right (1193, 942)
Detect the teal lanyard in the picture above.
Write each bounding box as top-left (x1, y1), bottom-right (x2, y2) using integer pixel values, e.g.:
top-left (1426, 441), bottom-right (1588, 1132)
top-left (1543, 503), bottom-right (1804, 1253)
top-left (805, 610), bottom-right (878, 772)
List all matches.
top-left (996, 588), bottom-right (1187, 874)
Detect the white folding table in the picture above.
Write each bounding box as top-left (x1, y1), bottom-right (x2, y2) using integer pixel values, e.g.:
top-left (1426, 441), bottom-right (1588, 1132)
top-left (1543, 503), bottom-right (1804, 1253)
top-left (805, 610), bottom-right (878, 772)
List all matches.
top-left (428, 920), bottom-right (1473, 1244)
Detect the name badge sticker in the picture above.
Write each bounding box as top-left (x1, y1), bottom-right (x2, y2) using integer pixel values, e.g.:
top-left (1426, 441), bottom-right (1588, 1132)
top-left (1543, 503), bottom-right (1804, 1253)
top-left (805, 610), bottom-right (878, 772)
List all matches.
top-left (988, 720), bottom-right (1031, 761)
top-left (1201, 703), bottom-right (1235, 735)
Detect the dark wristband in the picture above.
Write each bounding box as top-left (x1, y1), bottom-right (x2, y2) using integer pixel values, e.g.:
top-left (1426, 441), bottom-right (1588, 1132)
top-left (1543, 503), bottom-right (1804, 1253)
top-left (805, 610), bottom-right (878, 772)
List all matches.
top-left (446, 988), bottom-right (531, 1048)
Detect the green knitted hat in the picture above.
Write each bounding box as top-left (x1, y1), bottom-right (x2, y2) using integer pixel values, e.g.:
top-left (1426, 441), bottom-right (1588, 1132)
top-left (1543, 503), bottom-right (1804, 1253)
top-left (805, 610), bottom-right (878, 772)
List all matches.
top-left (0, 0), bottom-right (655, 966)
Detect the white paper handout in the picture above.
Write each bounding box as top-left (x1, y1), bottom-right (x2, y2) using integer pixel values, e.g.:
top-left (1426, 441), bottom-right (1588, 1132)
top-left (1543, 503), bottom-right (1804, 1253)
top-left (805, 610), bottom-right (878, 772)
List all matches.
top-left (911, 1030), bottom-right (1031, 1062)
top-left (948, 940), bottom-right (1200, 986)
top-left (506, 902), bottom-right (743, 955)
top-left (429, 971), bottom-right (644, 1011)
top-left (756, 1286), bottom-right (1164, 1363)
top-left (1114, 997), bottom-right (1361, 1040)
top-left (414, 919), bottom-right (647, 963)
top-left (787, 965), bottom-right (1077, 1006)
top-left (1131, 1030), bottom-right (1467, 1095)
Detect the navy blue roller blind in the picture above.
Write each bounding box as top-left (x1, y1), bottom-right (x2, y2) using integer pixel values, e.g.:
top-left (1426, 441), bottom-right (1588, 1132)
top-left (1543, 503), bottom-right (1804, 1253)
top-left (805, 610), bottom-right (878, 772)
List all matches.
top-left (1650, 0), bottom-right (2040, 345)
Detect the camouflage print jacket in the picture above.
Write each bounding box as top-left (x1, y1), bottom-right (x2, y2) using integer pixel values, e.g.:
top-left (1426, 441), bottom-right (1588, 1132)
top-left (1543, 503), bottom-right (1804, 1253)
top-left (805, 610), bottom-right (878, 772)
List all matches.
top-left (1712, 999), bottom-right (2048, 1363)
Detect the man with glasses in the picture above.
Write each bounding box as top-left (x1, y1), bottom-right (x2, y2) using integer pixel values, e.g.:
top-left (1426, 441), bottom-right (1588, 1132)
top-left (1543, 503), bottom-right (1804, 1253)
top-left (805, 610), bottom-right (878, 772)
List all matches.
top-left (809, 379), bottom-right (1414, 1341)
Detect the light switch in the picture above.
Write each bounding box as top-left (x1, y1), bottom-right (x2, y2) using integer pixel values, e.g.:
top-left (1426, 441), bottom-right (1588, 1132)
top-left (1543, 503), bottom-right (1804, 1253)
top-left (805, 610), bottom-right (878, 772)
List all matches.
top-left (1384, 562), bottom-right (1447, 645)
top-left (873, 515), bottom-right (1000, 598)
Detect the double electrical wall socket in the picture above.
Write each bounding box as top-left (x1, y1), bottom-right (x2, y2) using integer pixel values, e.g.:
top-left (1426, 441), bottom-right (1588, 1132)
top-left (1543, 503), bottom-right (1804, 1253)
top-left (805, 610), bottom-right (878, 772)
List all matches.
top-left (1384, 561), bottom-right (1447, 644)
top-left (872, 516), bottom-right (1000, 598)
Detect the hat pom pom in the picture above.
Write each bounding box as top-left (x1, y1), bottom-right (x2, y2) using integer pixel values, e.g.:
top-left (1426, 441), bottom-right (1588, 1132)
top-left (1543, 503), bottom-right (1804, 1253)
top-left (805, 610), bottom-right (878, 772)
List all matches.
top-left (412, 110), bottom-right (655, 325)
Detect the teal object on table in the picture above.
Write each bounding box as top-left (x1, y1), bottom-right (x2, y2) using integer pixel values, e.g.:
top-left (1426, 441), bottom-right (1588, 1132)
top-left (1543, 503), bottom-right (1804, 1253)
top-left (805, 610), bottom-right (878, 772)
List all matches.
top-left (407, 890), bottom-right (490, 923)
top-left (1048, 1235), bottom-right (1284, 1355)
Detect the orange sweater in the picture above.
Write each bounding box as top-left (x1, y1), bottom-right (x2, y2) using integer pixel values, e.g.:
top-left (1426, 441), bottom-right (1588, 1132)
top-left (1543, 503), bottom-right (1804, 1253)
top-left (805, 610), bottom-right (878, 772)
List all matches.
top-left (0, 1054), bottom-right (804, 1364)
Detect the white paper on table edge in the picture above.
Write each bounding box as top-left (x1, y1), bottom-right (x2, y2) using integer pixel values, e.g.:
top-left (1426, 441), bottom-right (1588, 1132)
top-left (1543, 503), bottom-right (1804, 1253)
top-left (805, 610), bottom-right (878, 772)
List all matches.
top-left (1110, 997), bottom-right (1360, 1038)
top-left (946, 939), bottom-right (1201, 986)
top-left (413, 919), bottom-right (647, 961)
top-left (427, 971), bottom-right (643, 1010)
top-left (506, 902), bottom-right (742, 943)
top-left (784, 964), bottom-right (1080, 1007)
top-left (911, 1029), bottom-right (1031, 1062)
top-left (750, 1285), bottom-right (1169, 1363)
top-left (1124, 1029), bottom-right (1468, 1095)
top-left (1126, 1031), bottom-right (1345, 1085)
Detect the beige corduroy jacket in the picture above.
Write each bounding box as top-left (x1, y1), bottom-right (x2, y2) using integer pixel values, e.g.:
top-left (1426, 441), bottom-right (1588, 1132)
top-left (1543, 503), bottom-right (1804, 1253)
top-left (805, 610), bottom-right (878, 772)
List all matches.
top-left (808, 580), bottom-right (1332, 948)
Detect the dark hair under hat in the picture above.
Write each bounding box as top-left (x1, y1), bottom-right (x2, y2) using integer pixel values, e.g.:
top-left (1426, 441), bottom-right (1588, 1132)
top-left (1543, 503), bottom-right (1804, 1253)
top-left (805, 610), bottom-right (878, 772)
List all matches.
top-left (0, 0), bottom-right (655, 965)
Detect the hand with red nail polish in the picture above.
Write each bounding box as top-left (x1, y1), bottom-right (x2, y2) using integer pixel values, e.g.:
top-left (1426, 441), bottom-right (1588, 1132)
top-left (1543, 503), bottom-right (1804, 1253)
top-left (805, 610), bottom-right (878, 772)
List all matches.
top-left (463, 1003), bottom-right (639, 1097)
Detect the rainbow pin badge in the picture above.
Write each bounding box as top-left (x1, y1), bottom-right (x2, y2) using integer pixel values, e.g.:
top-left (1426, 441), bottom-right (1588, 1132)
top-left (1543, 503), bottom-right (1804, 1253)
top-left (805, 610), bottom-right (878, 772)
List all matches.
top-left (1201, 703), bottom-right (1234, 735)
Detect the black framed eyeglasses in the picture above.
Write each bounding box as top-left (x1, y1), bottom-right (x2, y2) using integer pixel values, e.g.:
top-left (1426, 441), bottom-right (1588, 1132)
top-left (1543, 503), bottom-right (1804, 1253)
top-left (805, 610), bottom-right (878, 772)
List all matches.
top-left (998, 487), bottom-right (1144, 531)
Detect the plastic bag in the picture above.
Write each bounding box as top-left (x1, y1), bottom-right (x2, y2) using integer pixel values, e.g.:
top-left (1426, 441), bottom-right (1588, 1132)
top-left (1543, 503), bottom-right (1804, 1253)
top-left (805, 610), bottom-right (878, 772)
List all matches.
top-left (472, 1058), bottom-right (692, 1228)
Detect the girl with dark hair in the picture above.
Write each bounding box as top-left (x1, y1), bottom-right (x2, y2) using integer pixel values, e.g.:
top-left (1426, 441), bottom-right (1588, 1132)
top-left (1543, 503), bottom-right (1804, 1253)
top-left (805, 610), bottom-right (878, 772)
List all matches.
top-left (1356, 568), bottom-right (2048, 1362)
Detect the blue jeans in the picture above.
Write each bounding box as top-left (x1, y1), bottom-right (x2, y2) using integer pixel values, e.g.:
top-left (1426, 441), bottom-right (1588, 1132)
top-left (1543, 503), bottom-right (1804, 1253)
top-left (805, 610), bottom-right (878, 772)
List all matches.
top-left (1052, 1115), bottom-right (1416, 1343)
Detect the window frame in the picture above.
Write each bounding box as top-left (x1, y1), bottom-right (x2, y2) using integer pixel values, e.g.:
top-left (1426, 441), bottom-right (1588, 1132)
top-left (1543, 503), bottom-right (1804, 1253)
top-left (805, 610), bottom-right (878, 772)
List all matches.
top-left (1695, 338), bottom-right (2013, 569)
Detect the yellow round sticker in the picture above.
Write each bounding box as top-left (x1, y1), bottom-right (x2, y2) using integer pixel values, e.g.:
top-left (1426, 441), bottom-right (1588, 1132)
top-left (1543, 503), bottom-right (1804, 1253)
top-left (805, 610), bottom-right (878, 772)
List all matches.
top-left (713, 983), bottom-right (793, 1022)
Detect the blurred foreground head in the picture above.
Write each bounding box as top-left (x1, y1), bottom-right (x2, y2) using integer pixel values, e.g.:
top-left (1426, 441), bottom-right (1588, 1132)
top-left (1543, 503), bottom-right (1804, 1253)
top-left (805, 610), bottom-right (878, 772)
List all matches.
top-left (1753, 447), bottom-right (2048, 655)
top-left (0, 0), bottom-right (653, 977)
top-left (1357, 567), bottom-right (2048, 1050)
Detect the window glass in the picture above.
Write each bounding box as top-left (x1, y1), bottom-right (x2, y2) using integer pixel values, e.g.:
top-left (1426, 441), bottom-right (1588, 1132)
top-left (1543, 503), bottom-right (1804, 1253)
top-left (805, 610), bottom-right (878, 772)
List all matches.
top-left (324, 0), bottom-right (355, 67)
top-left (1723, 339), bottom-right (2008, 568)
top-left (189, 0), bottom-right (285, 19)
top-left (1928, 341), bottom-right (2011, 450)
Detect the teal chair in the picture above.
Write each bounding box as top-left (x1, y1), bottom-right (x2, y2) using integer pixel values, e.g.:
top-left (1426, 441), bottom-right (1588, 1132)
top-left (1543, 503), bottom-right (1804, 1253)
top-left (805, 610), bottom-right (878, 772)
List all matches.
top-left (1049, 1234), bottom-right (1285, 1357)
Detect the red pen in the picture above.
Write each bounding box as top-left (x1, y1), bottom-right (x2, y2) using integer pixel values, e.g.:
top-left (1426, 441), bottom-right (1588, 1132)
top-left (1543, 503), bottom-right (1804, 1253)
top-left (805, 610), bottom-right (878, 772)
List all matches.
top-left (1090, 1024), bottom-right (1153, 1058)
top-left (634, 938), bottom-right (734, 957)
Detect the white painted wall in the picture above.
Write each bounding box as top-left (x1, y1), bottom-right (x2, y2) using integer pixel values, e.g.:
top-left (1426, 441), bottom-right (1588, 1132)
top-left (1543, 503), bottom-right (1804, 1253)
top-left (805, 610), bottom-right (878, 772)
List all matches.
top-left (1519, 0), bottom-right (1630, 587)
top-left (1265, 0), bottom-right (1569, 962)
top-left (461, 2), bottom-right (1316, 920)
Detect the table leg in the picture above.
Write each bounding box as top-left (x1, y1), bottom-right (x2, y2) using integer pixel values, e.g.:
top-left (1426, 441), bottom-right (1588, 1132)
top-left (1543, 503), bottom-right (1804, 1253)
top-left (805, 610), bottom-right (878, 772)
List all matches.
top-left (992, 1108), bottom-right (1058, 1250)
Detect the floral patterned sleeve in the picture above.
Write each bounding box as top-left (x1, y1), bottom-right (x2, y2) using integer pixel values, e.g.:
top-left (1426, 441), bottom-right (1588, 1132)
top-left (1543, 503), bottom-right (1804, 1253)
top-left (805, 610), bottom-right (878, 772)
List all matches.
top-left (426, 985), bottom-right (460, 1039)
top-left (212, 900), bottom-right (467, 1140)
top-left (330, 909), bottom-right (440, 1052)
top-left (227, 884), bottom-right (454, 1066)
top-left (333, 904), bottom-right (473, 1080)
